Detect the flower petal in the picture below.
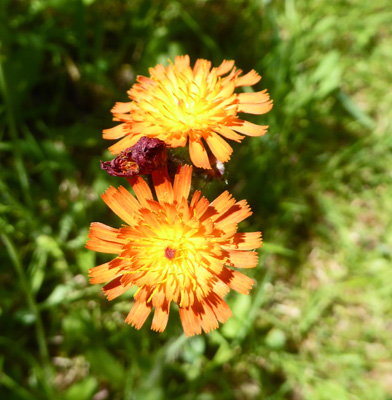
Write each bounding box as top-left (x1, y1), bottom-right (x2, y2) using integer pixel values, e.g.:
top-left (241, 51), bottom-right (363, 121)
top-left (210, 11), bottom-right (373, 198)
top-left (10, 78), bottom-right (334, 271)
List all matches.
top-left (86, 222), bottom-right (125, 254)
top-left (219, 268), bottom-right (255, 294)
top-left (103, 276), bottom-right (134, 300)
top-left (103, 124), bottom-right (128, 139)
top-left (206, 292), bottom-right (232, 324)
top-left (127, 175), bottom-right (154, 207)
top-left (111, 102), bottom-right (131, 114)
top-left (215, 59), bottom-right (235, 76)
top-left (173, 165), bottom-right (192, 202)
top-left (179, 306), bottom-right (202, 337)
top-left (235, 70), bottom-right (261, 87)
top-left (101, 187), bottom-right (137, 226)
top-left (125, 300), bottom-right (153, 329)
top-left (231, 120), bottom-right (269, 137)
top-left (226, 250), bottom-right (259, 269)
top-left (151, 300), bottom-right (170, 332)
top-left (108, 133), bottom-right (145, 155)
top-left (223, 232), bottom-right (263, 250)
top-left (214, 126), bottom-right (245, 142)
top-left (174, 54), bottom-right (190, 71)
top-left (152, 166), bottom-right (174, 204)
top-left (205, 132), bottom-right (233, 163)
top-left (237, 89), bottom-right (270, 104)
top-left (200, 191), bottom-right (236, 222)
top-left (189, 139), bottom-right (211, 169)
top-left (237, 100), bottom-right (273, 115)
top-left (89, 262), bottom-right (122, 284)
top-left (215, 200), bottom-right (252, 228)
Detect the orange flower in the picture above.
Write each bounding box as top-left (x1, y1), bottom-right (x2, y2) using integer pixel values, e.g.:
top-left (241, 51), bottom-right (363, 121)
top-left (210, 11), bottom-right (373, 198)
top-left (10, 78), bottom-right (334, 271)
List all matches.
top-left (86, 165), bottom-right (262, 336)
top-left (104, 55), bottom-right (273, 169)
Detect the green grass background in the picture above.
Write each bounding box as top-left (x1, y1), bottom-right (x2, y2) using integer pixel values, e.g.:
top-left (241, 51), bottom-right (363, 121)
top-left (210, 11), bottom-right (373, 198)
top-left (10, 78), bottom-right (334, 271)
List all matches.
top-left (1, 0), bottom-right (392, 399)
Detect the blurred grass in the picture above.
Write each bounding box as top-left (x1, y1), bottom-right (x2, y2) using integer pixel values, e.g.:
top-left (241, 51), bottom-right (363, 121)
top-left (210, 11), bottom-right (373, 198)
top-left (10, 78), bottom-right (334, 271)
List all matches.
top-left (1, 0), bottom-right (392, 399)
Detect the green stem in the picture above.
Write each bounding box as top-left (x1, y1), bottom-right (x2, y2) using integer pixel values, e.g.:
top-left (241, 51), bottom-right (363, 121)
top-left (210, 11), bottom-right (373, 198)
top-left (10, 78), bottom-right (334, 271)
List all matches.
top-left (1, 233), bottom-right (54, 397)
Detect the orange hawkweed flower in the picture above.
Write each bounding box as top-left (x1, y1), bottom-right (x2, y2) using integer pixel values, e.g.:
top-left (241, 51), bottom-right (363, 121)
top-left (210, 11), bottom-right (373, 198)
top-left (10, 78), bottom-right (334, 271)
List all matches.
top-left (86, 165), bottom-right (262, 336)
top-left (104, 55), bottom-right (273, 169)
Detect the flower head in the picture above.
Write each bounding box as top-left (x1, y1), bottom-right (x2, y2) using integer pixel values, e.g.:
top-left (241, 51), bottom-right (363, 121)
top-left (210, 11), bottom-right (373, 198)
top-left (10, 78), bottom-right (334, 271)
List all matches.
top-left (104, 55), bottom-right (273, 169)
top-left (101, 136), bottom-right (167, 177)
top-left (86, 165), bottom-right (262, 336)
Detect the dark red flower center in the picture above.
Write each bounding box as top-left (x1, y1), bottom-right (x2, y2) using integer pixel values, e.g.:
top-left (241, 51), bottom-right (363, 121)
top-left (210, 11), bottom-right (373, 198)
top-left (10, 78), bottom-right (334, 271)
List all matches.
top-left (164, 247), bottom-right (176, 260)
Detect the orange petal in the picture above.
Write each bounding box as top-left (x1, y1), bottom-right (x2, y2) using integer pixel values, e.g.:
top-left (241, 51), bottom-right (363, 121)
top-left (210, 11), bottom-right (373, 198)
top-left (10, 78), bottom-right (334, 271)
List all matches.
top-left (111, 102), bottom-right (131, 114)
top-left (198, 300), bottom-right (219, 334)
top-left (173, 165), bottom-right (192, 203)
top-left (214, 126), bottom-right (245, 142)
top-left (189, 190), bottom-right (201, 210)
top-left (179, 306), bottom-right (202, 337)
top-left (86, 222), bottom-right (121, 241)
top-left (174, 55), bottom-right (190, 71)
top-left (237, 89), bottom-right (270, 104)
top-left (205, 132), bottom-right (233, 163)
top-left (226, 250), bottom-right (259, 269)
top-left (189, 139), bottom-right (211, 169)
top-left (193, 59), bottom-right (211, 78)
top-left (206, 292), bottom-right (232, 324)
top-left (101, 187), bottom-right (136, 226)
top-left (86, 222), bottom-right (125, 254)
top-left (138, 208), bottom-right (163, 230)
top-left (216, 81), bottom-right (236, 101)
top-left (134, 286), bottom-right (151, 303)
top-left (89, 262), bottom-right (121, 284)
top-left (151, 300), bottom-right (170, 332)
top-left (125, 300), bottom-right (153, 329)
top-left (200, 191), bottom-right (236, 222)
top-left (117, 186), bottom-right (142, 213)
top-left (223, 232), bottom-right (263, 250)
top-left (235, 70), bottom-right (261, 87)
top-left (127, 175), bottom-right (154, 208)
top-left (136, 75), bottom-right (155, 85)
top-left (103, 124), bottom-right (128, 139)
top-left (215, 200), bottom-right (252, 228)
top-left (211, 278), bottom-right (230, 298)
top-left (237, 100), bottom-right (273, 115)
top-left (192, 196), bottom-right (210, 219)
top-left (215, 60), bottom-right (235, 76)
top-left (179, 287), bottom-right (195, 308)
top-left (151, 286), bottom-right (166, 308)
top-left (167, 134), bottom-right (188, 147)
top-left (219, 268), bottom-right (255, 294)
top-left (103, 276), bottom-right (133, 300)
top-left (152, 166), bottom-right (174, 204)
top-left (108, 133), bottom-right (145, 155)
top-left (231, 120), bottom-right (269, 137)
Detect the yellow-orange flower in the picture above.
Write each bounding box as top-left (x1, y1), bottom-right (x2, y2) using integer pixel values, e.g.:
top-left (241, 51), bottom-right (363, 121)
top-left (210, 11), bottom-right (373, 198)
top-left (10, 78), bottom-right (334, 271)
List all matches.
top-left (86, 165), bottom-right (262, 336)
top-left (104, 55), bottom-right (273, 169)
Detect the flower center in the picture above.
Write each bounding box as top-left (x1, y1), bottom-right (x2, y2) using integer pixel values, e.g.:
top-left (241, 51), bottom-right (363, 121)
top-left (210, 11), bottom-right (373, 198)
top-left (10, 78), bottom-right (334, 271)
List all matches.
top-left (164, 247), bottom-right (177, 260)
